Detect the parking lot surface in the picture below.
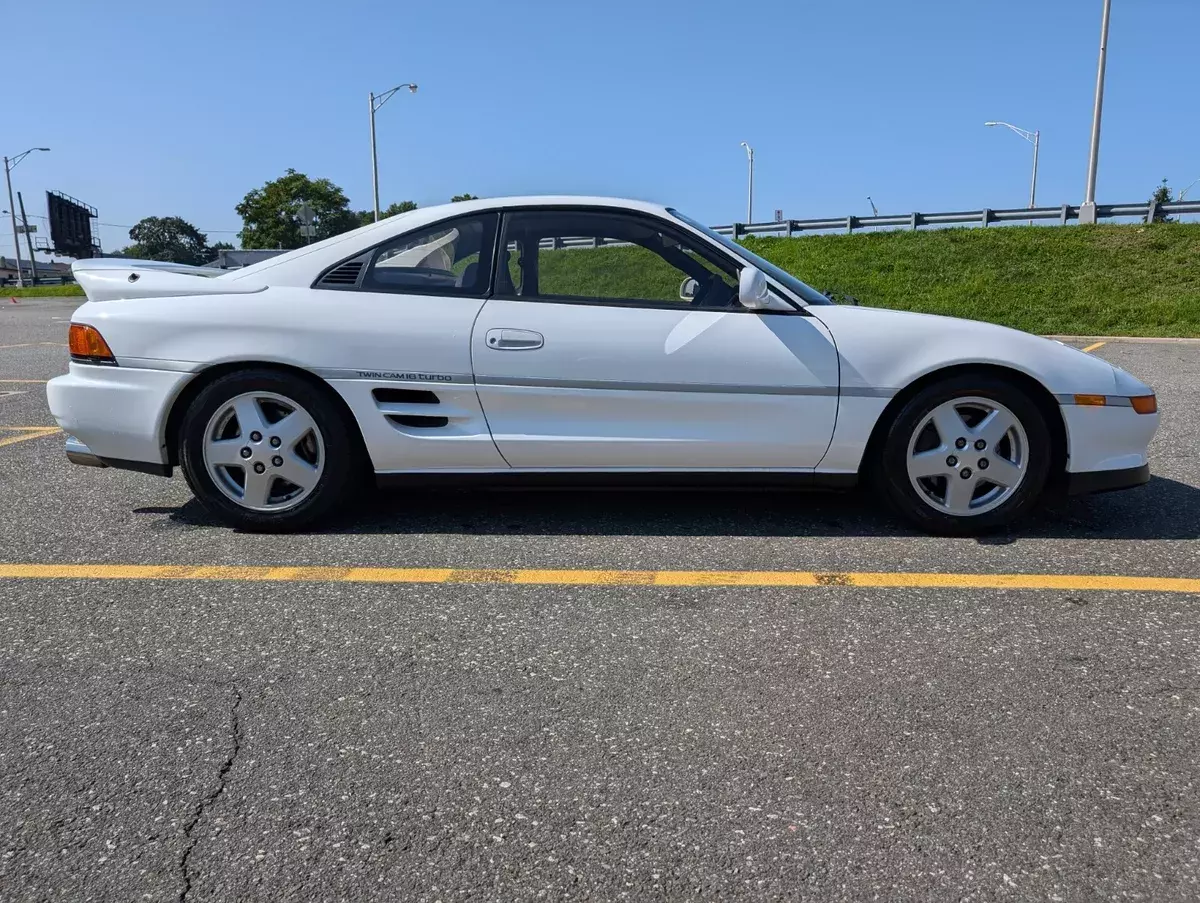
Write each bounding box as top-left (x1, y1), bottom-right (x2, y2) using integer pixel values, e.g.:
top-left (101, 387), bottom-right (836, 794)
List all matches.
top-left (2, 297), bottom-right (1198, 901)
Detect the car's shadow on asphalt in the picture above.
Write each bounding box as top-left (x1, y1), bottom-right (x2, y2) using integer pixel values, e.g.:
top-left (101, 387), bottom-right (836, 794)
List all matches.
top-left (156, 475), bottom-right (1200, 542)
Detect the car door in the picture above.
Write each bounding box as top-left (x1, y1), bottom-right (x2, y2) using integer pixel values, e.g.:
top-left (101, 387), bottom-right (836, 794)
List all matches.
top-left (470, 207), bottom-right (840, 469)
top-left (306, 212), bottom-right (508, 472)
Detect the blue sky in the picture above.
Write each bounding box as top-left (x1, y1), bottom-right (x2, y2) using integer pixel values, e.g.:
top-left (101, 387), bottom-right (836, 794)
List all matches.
top-left (3, 0), bottom-right (1198, 253)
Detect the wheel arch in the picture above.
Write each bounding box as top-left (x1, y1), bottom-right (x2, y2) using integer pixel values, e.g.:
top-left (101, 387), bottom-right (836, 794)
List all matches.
top-left (858, 363), bottom-right (1069, 486)
top-left (163, 361), bottom-right (371, 471)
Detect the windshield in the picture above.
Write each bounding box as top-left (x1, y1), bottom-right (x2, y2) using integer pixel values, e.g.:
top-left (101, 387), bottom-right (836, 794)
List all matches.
top-left (667, 208), bottom-right (833, 305)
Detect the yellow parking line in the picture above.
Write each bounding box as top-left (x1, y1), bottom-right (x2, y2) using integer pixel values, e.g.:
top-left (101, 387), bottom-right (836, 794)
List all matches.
top-left (0, 379), bottom-right (48, 383)
top-left (0, 343), bottom-right (66, 350)
top-left (1081, 341), bottom-right (1107, 353)
top-left (0, 426), bottom-right (62, 448)
top-left (0, 563), bottom-right (1196, 593)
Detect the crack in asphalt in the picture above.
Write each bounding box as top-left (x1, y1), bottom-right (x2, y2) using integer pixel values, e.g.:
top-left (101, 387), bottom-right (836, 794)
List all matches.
top-left (178, 684), bottom-right (243, 903)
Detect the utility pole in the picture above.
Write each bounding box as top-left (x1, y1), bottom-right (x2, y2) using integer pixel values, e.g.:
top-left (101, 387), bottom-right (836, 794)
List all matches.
top-left (4, 157), bottom-right (24, 288)
top-left (17, 192), bottom-right (38, 284)
top-left (1080, 0), bottom-right (1113, 224)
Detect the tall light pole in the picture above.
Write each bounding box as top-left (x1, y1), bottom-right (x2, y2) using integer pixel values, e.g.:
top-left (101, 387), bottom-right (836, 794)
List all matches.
top-left (369, 83), bottom-right (418, 222)
top-left (984, 121), bottom-right (1041, 208)
top-left (1179, 177), bottom-right (1200, 201)
top-left (739, 141), bottom-right (754, 224)
top-left (4, 147), bottom-right (50, 288)
top-left (1080, 0), bottom-right (1113, 224)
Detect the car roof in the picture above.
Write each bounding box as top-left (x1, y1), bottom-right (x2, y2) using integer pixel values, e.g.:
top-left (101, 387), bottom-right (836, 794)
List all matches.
top-left (224, 196), bottom-right (673, 284)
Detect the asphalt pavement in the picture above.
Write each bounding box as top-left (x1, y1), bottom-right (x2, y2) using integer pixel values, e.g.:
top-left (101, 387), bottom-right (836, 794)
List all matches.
top-left (1, 297), bottom-right (1198, 902)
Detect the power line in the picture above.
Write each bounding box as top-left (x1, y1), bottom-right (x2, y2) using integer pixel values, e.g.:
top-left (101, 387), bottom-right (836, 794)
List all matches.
top-left (3, 211), bottom-right (240, 233)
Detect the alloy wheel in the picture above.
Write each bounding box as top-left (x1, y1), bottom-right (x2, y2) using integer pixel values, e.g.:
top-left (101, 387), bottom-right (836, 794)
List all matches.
top-left (202, 391), bottom-right (325, 512)
top-left (905, 396), bottom-right (1028, 517)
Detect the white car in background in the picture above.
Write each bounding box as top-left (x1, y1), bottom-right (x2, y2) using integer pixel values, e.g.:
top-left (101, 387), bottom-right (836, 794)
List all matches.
top-left (47, 196), bottom-right (1158, 534)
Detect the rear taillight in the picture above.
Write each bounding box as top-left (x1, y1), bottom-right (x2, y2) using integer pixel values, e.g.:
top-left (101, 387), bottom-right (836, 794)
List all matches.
top-left (69, 323), bottom-right (116, 364)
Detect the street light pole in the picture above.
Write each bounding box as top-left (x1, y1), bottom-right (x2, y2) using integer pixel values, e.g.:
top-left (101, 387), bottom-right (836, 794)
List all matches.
top-left (3, 148), bottom-right (49, 288)
top-left (369, 83), bottom-right (418, 222)
top-left (3, 158), bottom-right (22, 288)
top-left (984, 121), bottom-right (1041, 209)
top-left (740, 142), bottom-right (754, 224)
top-left (1179, 177), bottom-right (1200, 201)
top-left (1029, 129), bottom-right (1040, 209)
top-left (1080, 0), bottom-right (1113, 224)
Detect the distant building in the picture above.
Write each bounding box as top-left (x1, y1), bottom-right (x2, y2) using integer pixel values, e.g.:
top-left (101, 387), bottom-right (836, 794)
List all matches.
top-left (0, 256), bottom-right (73, 285)
top-left (203, 249), bottom-right (286, 270)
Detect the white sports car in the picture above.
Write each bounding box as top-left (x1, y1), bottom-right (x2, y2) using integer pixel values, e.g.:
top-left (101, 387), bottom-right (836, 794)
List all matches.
top-left (48, 196), bottom-right (1158, 534)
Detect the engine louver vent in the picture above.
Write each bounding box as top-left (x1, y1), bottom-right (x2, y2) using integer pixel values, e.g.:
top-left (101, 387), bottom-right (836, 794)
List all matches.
top-left (321, 261), bottom-right (365, 286)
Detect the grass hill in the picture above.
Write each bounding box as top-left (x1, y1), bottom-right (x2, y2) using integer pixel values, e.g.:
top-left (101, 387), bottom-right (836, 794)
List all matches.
top-left (741, 222), bottom-right (1200, 337)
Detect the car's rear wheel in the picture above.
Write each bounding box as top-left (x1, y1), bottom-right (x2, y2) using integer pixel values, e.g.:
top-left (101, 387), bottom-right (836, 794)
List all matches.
top-left (179, 370), bottom-right (358, 531)
top-left (875, 373), bottom-right (1052, 535)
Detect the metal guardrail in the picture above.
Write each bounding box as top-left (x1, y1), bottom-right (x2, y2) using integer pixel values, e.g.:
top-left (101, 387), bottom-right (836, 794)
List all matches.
top-left (713, 200), bottom-right (1200, 238)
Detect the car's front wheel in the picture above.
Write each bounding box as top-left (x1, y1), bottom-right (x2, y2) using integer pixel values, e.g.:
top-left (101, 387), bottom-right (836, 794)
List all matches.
top-left (179, 370), bottom-right (358, 531)
top-left (875, 373), bottom-right (1052, 535)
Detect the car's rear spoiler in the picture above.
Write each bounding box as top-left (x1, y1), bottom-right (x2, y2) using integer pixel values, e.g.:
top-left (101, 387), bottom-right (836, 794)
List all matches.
top-left (71, 258), bottom-right (266, 302)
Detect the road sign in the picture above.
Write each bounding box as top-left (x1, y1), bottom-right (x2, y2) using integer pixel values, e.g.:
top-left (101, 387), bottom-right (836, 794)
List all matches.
top-left (299, 224), bottom-right (316, 238)
top-left (15, 224), bottom-right (36, 234)
top-left (297, 203), bottom-right (315, 226)
top-left (774, 209), bottom-right (783, 223)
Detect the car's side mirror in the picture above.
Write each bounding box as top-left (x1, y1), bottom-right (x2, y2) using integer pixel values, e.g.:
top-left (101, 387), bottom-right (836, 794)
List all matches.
top-left (738, 266), bottom-right (771, 310)
top-left (679, 277), bottom-right (699, 301)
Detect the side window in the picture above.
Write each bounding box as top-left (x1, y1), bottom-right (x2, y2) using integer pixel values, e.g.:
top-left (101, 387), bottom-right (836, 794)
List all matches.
top-left (356, 213), bottom-right (497, 297)
top-left (497, 210), bottom-right (740, 309)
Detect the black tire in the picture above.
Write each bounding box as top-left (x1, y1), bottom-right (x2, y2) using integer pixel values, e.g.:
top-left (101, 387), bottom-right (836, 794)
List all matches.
top-left (873, 373), bottom-right (1052, 536)
top-left (179, 369), bottom-right (360, 531)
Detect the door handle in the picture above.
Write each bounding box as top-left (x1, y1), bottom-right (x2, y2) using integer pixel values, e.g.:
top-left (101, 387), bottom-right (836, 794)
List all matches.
top-left (485, 328), bottom-right (544, 350)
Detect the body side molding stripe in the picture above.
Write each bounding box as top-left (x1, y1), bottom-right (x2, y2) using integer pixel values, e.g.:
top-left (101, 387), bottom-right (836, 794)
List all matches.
top-left (473, 374), bottom-right (893, 398)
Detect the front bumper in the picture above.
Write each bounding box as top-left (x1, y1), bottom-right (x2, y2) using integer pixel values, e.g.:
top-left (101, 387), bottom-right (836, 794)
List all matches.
top-left (1066, 463), bottom-right (1150, 495)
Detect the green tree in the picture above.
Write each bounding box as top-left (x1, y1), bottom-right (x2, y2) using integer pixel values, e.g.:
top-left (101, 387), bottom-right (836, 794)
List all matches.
top-left (354, 201), bottom-right (418, 226)
top-left (122, 216), bottom-right (212, 265)
top-left (236, 169), bottom-right (360, 249)
top-left (1149, 179), bottom-right (1174, 223)
top-left (451, 193), bottom-right (478, 202)
top-left (209, 241), bottom-right (235, 252)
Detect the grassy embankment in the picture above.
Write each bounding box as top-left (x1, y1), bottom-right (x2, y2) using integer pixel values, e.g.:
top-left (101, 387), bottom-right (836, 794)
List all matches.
top-left (539, 223), bottom-right (1200, 337)
top-left (4, 284), bottom-right (84, 298)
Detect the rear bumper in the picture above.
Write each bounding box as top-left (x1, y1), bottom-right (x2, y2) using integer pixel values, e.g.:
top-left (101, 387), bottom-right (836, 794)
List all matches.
top-left (1066, 463), bottom-right (1150, 496)
top-left (47, 363), bottom-right (190, 466)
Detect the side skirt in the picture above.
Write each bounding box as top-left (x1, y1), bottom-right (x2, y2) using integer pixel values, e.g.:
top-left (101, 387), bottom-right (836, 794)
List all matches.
top-left (374, 470), bottom-right (859, 491)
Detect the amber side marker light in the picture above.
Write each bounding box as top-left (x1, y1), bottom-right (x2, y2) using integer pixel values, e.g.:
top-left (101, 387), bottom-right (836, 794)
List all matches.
top-left (68, 324), bottom-right (116, 364)
top-left (1073, 394), bottom-right (1107, 406)
top-left (1131, 395), bottom-right (1158, 415)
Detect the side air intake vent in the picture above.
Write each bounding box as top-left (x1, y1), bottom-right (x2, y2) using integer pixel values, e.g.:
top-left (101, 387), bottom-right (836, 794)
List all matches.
top-left (387, 414), bottom-right (449, 429)
top-left (373, 388), bottom-right (439, 405)
top-left (320, 261), bottom-right (365, 286)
